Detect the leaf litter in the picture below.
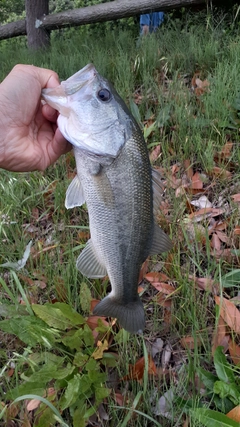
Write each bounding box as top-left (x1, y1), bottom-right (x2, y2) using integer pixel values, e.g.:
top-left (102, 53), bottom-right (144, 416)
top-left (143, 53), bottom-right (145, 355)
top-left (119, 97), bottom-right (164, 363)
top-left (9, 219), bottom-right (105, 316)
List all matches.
top-left (1, 62), bottom-right (240, 427)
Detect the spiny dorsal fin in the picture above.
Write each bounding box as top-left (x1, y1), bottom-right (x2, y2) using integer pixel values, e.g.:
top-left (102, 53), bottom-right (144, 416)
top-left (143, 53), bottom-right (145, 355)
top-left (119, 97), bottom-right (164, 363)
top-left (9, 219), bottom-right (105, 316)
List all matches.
top-left (76, 239), bottom-right (107, 278)
top-left (65, 175), bottom-right (85, 209)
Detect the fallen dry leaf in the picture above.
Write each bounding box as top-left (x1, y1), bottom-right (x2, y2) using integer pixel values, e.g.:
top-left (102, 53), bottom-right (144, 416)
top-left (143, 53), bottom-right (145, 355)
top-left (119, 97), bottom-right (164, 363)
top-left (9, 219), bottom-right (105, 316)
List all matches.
top-left (184, 159), bottom-right (193, 179)
top-left (221, 141), bottom-right (233, 157)
top-left (92, 339), bottom-right (108, 360)
top-left (145, 272), bottom-right (171, 283)
top-left (86, 316), bottom-right (110, 330)
top-left (189, 275), bottom-right (218, 293)
top-left (26, 398), bottom-right (41, 412)
top-left (155, 293), bottom-right (172, 307)
top-left (210, 166), bottom-right (232, 180)
top-left (149, 145), bottom-right (161, 163)
top-left (229, 338), bottom-right (240, 365)
top-left (215, 296), bottom-right (240, 334)
top-left (215, 230), bottom-right (231, 245)
top-left (226, 405), bottom-right (240, 422)
top-left (234, 226), bottom-right (240, 235)
top-left (191, 172), bottom-right (204, 190)
top-left (231, 194), bottom-right (240, 203)
top-left (113, 392), bottom-right (125, 406)
top-left (212, 315), bottom-right (228, 355)
top-left (180, 336), bottom-right (202, 350)
top-left (190, 195), bottom-right (212, 209)
top-left (211, 233), bottom-right (221, 251)
top-left (189, 207), bottom-right (225, 220)
top-left (150, 282), bottom-right (175, 295)
top-left (122, 354), bottom-right (157, 382)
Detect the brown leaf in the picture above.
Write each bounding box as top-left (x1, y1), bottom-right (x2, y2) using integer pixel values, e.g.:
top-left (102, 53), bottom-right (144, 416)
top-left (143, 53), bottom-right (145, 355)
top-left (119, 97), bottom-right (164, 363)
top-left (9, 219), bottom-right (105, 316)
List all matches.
top-left (211, 248), bottom-right (236, 262)
top-left (155, 293), bottom-right (172, 307)
top-left (215, 296), bottom-right (240, 333)
top-left (214, 221), bottom-right (228, 231)
top-left (191, 172), bottom-right (203, 190)
top-left (234, 226), bottom-right (240, 235)
top-left (189, 207), bottom-right (225, 221)
top-left (90, 299), bottom-right (101, 312)
top-left (226, 405), bottom-right (240, 422)
top-left (149, 145), bottom-right (161, 163)
top-left (212, 315), bottom-right (228, 355)
top-left (26, 399), bottom-right (41, 412)
top-left (210, 167), bottom-right (232, 180)
top-left (113, 392), bottom-right (125, 406)
top-left (189, 275), bottom-right (218, 293)
top-left (86, 316), bottom-right (109, 330)
top-left (150, 282), bottom-right (175, 295)
top-left (221, 141), bottom-right (233, 158)
top-left (145, 272), bottom-right (171, 283)
top-left (78, 230), bottom-right (90, 240)
top-left (122, 355), bottom-right (157, 382)
top-left (184, 159), bottom-right (193, 179)
top-left (229, 338), bottom-right (240, 365)
top-left (232, 194), bottom-right (240, 203)
top-left (180, 336), bottom-right (202, 350)
top-left (216, 231), bottom-right (231, 245)
top-left (211, 233), bottom-right (221, 251)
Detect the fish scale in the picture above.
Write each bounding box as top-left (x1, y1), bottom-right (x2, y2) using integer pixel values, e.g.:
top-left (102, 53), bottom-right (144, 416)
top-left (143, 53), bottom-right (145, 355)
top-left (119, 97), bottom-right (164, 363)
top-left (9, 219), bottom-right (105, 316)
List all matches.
top-left (42, 63), bottom-right (173, 333)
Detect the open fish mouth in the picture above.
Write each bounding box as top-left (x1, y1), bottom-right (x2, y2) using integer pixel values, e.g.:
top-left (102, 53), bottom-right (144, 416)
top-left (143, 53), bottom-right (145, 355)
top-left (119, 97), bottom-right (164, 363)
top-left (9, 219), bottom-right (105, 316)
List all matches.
top-left (41, 63), bottom-right (97, 105)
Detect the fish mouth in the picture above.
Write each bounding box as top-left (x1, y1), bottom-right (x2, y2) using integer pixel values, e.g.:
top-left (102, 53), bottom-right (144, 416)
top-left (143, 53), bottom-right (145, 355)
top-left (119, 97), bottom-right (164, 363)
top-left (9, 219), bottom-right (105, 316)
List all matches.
top-left (41, 63), bottom-right (97, 114)
top-left (61, 63), bottom-right (97, 96)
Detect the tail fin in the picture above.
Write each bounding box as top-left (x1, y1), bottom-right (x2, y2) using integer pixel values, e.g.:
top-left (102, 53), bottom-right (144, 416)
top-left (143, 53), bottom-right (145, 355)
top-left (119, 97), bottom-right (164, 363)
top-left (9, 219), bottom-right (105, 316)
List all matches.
top-left (93, 295), bottom-right (145, 334)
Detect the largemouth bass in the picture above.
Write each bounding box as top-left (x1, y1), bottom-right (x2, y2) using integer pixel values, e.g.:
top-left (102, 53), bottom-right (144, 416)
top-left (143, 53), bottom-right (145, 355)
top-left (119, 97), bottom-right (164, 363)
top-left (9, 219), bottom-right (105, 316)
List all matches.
top-left (42, 64), bottom-right (172, 333)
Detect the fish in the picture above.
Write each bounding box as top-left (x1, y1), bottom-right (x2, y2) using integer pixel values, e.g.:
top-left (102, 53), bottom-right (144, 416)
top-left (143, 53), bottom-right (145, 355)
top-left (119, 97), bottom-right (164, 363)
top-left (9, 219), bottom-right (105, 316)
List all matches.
top-left (42, 63), bottom-right (172, 333)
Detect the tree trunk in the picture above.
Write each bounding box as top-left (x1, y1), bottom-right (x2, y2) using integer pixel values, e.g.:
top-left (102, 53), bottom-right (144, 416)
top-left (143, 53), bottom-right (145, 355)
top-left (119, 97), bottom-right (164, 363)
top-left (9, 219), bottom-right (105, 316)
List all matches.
top-left (25, 0), bottom-right (50, 49)
top-left (0, 0), bottom-right (211, 42)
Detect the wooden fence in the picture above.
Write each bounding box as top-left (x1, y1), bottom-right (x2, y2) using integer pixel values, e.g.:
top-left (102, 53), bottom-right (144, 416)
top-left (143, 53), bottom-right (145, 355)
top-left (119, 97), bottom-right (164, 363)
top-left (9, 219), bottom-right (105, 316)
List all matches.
top-left (0, 0), bottom-right (208, 49)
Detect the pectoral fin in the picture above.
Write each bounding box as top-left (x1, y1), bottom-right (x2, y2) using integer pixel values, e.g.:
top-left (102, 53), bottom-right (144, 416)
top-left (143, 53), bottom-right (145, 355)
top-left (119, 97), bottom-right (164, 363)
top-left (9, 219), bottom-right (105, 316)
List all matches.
top-left (149, 223), bottom-right (173, 255)
top-left (76, 239), bottom-right (107, 278)
top-left (65, 175), bottom-right (85, 209)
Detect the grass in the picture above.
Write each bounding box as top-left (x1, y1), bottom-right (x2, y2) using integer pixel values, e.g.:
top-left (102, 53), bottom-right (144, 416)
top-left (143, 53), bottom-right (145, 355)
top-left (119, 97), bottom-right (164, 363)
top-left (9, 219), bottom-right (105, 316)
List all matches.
top-left (1, 8), bottom-right (240, 427)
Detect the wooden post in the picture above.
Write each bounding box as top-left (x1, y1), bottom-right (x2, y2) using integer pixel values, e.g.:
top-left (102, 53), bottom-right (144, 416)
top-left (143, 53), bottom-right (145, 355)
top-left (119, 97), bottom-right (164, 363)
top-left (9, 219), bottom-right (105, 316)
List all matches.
top-left (25, 0), bottom-right (50, 49)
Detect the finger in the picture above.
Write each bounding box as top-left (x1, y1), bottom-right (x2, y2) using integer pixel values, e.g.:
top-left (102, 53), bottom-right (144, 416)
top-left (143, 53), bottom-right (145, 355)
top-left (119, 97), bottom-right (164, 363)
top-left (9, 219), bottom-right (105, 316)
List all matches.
top-left (42, 103), bottom-right (58, 122)
top-left (54, 129), bottom-right (72, 154)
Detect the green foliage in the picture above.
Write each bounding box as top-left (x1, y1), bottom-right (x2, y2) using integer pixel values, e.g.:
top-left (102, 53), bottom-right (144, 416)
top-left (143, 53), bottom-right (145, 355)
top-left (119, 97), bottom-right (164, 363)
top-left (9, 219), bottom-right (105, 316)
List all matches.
top-left (1, 8), bottom-right (240, 426)
top-left (176, 347), bottom-right (240, 423)
top-left (0, 0), bottom-right (25, 23)
top-left (192, 408), bottom-right (240, 427)
top-left (0, 301), bottom-right (110, 424)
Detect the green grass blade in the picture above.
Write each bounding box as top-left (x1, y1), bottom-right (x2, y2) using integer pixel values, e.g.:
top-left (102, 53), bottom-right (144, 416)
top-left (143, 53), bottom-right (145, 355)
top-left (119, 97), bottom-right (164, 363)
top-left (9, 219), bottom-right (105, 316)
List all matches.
top-left (12, 394), bottom-right (70, 427)
top-left (192, 408), bottom-right (240, 426)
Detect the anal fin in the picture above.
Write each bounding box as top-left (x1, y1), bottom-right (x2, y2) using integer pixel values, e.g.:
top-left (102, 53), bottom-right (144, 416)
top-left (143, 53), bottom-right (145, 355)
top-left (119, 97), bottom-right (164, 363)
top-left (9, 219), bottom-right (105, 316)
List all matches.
top-left (76, 239), bottom-right (107, 278)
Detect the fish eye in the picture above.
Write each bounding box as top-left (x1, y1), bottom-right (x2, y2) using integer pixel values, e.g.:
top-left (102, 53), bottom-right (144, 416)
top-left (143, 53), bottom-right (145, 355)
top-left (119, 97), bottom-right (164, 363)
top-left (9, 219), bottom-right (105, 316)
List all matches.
top-left (97, 88), bottom-right (111, 102)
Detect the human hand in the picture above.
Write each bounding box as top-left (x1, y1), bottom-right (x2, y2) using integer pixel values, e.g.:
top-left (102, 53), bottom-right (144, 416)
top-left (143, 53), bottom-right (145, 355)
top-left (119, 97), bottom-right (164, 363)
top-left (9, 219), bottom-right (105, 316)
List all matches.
top-left (0, 64), bottom-right (72, 172)
top-left (142, 25), bottom-right (149, 35)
